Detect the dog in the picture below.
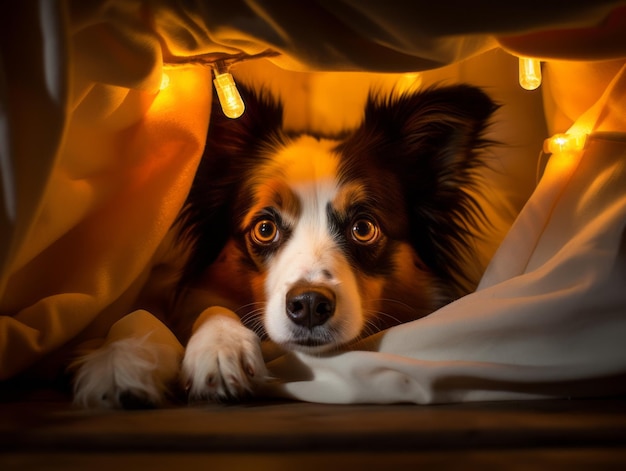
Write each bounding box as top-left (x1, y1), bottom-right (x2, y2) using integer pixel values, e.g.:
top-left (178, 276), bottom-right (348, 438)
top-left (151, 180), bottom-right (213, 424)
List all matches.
top-left (72, 82), bottom-right (498, 408)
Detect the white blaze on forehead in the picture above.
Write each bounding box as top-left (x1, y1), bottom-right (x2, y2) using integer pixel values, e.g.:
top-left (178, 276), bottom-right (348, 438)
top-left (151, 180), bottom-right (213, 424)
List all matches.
top-left (268, 135), bottom-right (342, 280)
top-left (243, 136), bottom-right (340, 231)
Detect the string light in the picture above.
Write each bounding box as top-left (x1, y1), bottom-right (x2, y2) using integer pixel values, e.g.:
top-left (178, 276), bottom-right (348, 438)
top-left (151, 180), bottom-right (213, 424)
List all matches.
top-left (543, 132), bottom-right (588, 154)
top-left (161, 50), bottom-right (278, 119)
top-left (518, 57), bottom-right (542, 91)
top-left (536, 132), bottom-right (588, 183)
top-left (212, 61), bottom-right (245, 119)
top-left (159, 72), bottom-right (170, 90)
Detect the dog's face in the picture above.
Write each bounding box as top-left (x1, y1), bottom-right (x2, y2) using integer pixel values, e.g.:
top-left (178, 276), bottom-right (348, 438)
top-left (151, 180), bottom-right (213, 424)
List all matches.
top-left (234, 135), bottom-right (437, 352)
top-left (179, 84), bottom-right (497, 353)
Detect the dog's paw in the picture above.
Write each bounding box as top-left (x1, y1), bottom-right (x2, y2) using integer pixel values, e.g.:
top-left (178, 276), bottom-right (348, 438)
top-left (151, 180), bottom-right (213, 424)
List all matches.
top-left (72, 336), bottom-right (182, 409)
top-left (182, 311), bottom-right (268, 402)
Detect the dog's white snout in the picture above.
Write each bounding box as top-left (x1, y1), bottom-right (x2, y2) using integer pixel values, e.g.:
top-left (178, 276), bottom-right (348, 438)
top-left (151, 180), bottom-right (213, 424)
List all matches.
top-left (285, 284), bottom-right (336, 328)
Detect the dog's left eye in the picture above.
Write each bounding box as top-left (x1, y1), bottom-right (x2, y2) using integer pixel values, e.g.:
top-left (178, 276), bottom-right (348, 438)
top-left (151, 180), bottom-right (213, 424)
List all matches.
top-left (351, 218), bottom-right (380, 244)
top-left (251, 219), bottom-right (280, 245)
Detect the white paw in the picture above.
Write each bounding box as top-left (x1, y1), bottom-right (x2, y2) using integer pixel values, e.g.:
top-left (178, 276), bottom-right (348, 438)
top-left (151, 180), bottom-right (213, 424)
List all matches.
top-left (182, 313), bottom-right (268, 401)
top-left (72, 335), bottom-right (182, 409)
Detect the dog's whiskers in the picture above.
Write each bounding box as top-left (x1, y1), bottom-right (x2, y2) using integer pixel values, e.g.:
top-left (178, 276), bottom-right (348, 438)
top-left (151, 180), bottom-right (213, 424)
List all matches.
top-left (366, 310), bottom-right (402, 327)
top-left (371, 297), bottom-right (418, 315)
top-left (360, 303), bottom-right (412, 339)
top-left (237, 303), bottom-right (267, 337)
top-left (235, 302), bottom-right (266, 316)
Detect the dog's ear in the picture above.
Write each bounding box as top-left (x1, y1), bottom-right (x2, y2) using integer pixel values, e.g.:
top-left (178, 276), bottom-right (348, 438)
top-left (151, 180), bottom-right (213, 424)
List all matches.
top-left (342, 85), bottom-right (499, 296)
top-left (176, 83), bottom-right (285, 287)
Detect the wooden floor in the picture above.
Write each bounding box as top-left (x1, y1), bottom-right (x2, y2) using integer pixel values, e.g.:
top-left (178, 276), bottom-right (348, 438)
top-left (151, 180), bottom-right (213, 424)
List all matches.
top-left (1, 385), bottom-right (626, 470)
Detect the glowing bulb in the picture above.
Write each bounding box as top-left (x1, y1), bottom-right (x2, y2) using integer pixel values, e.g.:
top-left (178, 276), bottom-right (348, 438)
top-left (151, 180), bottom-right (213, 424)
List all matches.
top-left (160, 72), bottom-right (170, 90)
top-left (213, 68), bottom-right (245, 119)
top-left (518, 57), bottom-right (542, 91)
top-left (543, 133), bottom-right (587, 154)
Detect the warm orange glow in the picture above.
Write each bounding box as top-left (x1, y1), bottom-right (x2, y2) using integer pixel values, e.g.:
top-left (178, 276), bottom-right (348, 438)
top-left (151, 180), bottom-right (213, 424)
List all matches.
top-left (395, 73), bottom-right (423, 95)
top-left (159, 72), bottom-right (170, 90)
top-left (543, 133), bottom-right (587, 154)
top-left (150, 66), bottom-right (213, 126)
top-left (518, 57), bottom-right (542, 90)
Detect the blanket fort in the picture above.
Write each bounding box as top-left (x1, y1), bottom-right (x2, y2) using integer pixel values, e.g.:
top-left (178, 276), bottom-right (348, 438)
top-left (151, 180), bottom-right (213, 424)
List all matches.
top-left (1, 1), bottom-right (625, 404)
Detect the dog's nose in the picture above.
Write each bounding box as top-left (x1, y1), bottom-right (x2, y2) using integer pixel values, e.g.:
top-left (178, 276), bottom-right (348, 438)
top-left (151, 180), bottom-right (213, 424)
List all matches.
top-left (286, 286), bottom-right (336, 328)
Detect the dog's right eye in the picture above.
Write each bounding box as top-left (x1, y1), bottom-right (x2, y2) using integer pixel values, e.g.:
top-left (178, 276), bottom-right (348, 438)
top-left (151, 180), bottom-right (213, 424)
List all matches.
top-left (351, 218), bottom-right (380, 245)
top-left (251, 219), bottom-right (279, 245)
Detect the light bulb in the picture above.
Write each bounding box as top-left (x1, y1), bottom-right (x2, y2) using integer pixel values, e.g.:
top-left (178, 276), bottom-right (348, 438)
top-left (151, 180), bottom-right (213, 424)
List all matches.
top-left (543, 133), bottom-right (587, 154)
top-left (159, 72), bottom-right (170, 90)
top-left (213, 68), bottom-right (245, 119)
top-left (518, 57), bottom-right (542, 91)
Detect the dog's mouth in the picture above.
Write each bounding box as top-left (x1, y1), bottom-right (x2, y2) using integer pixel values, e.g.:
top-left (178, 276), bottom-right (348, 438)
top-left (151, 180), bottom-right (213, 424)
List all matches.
top-left (292, 337), bottom-right (319, 346)
top-left (282, 325), bottom-right (344, 352)
top-left (291, 337), bottom-right (330, 348)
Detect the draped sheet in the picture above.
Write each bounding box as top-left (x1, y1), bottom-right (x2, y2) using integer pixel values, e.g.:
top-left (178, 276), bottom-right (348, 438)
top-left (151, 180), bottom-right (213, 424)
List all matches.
top-left (1, 1), bottom-right (625, 403)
